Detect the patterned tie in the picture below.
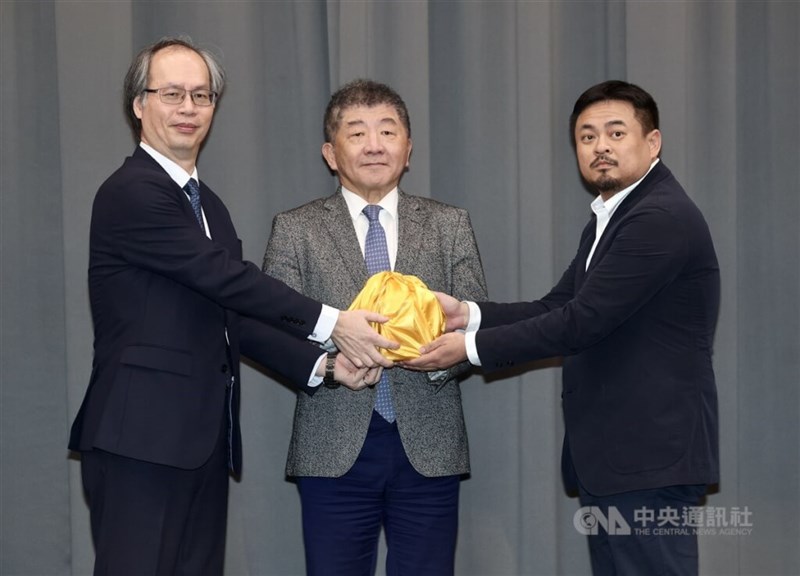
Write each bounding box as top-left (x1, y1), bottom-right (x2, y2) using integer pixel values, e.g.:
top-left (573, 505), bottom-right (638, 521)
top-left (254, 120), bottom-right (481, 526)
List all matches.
top-left (362, 205), bottom-right (395, 423)
top-left (184, 178), bottom-right (203, 228)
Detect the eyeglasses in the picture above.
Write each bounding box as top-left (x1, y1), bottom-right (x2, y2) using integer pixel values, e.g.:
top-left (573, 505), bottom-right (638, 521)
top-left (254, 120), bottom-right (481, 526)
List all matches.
top-left (142, 87), bottom-right (218, 107)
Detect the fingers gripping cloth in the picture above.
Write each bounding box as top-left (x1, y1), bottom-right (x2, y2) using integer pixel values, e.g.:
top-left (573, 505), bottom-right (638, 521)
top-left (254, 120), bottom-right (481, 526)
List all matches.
top-left (349, 271), bottom-right (446, 361)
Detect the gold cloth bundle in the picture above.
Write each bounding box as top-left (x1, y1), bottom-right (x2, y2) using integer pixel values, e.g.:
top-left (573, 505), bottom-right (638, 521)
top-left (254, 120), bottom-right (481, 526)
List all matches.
top-left (348, 271), bottom-right (445, 361)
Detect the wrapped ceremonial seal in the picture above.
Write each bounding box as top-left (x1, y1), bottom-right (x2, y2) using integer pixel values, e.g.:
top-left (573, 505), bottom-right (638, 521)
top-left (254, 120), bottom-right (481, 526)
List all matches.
top-left (349, 271), bottom-right (445, 361)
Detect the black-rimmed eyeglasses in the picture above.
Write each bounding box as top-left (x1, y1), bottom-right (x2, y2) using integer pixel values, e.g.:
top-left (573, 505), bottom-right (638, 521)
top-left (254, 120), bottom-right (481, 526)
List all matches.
top-left (142, 87), bottom-right (218, 107)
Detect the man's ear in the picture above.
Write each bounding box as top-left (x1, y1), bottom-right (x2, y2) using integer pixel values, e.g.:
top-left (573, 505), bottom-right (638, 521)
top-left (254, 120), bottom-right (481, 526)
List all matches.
top-left (133, 95), bottom-right (144, 120)
top-left (647, 129), bottom-right (662, 159)
top-left (321, 142), bottom-right (337, 171)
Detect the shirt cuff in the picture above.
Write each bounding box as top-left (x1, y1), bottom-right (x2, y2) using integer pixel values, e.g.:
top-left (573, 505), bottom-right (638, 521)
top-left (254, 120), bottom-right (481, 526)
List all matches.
top-left (308, 304), bottom-right (339, 344)
top-left (465, 330), bottom-right (481, 366)
top-left (466, 301), bottom-right (482, 332)
top-left (307, 352), bottom-right (327, 388)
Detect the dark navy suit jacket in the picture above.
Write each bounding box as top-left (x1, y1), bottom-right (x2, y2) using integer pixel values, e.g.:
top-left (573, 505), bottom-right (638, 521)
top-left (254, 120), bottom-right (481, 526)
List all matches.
top-left (69, 147), bottom-right (324, 475)
top-left (476, 162), bottom-right (720, 496)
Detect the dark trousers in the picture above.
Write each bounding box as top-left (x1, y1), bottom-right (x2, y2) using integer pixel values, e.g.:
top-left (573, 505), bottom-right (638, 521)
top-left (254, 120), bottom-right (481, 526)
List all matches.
top-left (578, 483), bottom-right (708, 576)
top-left (297, 411), bottom-right (460, 576)
top-left (80, 421), bottom-right (229, 575)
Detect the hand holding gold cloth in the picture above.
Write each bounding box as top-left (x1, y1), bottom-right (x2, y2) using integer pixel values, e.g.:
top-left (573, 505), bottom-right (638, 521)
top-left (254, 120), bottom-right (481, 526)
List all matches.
top-left (348, 272), bottom-right (445, 361)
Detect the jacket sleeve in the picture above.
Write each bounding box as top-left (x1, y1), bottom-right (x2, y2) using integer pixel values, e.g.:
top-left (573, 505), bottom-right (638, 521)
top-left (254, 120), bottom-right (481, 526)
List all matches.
top-left (95, 166), bottom-right (322, 339)
top-left (238, 317), bottom-right (323, 394)
top-left (476, 204), bottom-right (688, 372)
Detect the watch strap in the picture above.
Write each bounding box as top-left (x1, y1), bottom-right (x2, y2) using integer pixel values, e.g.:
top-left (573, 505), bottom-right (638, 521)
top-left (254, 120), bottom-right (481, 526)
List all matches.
top-left (323, 352), bottom-right (340, 388)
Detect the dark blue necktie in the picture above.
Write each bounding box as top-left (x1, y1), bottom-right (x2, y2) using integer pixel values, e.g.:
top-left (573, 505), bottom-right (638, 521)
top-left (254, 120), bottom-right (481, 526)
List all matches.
top-left (362, 205), bottom-right (395, 423)
top-left (184, 178), bottom-right (203, 228)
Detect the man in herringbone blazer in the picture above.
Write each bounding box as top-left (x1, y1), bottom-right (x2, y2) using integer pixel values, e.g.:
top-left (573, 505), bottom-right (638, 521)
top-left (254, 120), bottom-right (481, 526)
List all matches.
top-left (263, 80), bottom-right (488, 576)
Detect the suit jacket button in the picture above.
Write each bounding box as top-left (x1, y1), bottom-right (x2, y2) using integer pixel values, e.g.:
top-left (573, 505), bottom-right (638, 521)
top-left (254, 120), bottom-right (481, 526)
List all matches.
top-left (221, 364), bottom-right (228, 373)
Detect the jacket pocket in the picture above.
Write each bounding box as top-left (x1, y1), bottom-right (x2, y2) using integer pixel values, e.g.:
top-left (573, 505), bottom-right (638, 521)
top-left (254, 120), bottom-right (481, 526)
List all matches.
top-left (120, 345), bottom-right (192, 376)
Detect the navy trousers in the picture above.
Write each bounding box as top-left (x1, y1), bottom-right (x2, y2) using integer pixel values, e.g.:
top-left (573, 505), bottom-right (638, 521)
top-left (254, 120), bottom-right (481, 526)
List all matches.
top-left (578, 483), bottom-right (708, 576)
top-left (297, 411), bottom-right (460, 576)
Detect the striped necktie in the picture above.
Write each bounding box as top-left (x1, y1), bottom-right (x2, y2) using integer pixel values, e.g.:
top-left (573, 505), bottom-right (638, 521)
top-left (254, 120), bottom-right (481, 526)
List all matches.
top-left (184, 178), bottom-right (203, 228)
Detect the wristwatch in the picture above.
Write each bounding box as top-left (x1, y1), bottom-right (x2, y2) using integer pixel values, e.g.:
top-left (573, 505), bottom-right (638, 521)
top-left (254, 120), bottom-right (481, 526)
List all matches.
top-left (323, 352), bottom-right (340, 389)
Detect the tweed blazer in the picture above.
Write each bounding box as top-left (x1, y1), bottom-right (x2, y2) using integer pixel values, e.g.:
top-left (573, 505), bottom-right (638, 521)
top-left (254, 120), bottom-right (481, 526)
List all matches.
top-left (263, 189), bottom-right (488, 477)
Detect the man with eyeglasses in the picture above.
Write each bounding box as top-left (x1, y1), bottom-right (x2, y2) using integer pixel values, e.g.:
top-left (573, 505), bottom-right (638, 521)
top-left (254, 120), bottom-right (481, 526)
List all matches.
top-left (69, 36), bottom-right (396, 575)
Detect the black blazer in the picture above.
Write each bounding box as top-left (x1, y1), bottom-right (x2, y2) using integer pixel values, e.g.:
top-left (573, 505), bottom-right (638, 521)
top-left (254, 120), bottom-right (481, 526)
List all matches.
top-left (476, 162), bottom-right (720, 496)
top-left (69, 148), bottom-right (324, 474)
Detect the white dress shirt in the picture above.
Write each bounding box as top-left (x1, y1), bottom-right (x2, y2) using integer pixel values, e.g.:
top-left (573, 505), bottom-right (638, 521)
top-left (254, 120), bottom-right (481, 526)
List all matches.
top-left (340, 186), bottom-right (399, 268)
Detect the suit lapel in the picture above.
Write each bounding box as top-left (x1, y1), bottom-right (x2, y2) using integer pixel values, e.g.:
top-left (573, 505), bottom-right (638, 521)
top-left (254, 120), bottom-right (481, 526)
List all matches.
top-left (192, 183), bottom-right (240, 252)
top-left (574, 220), bottom-right (596, 288)
top-left (321, 190), bottom-right (371, 288)
top-left (395, 191), bottom-right (425, 273)
top-left (131, 147), bottom-right (208, 236)
top-left (584, 162), bottom-right (667, 276)
top-left (317, 189), bottom-right (427, 288)
top-left (197, 183), bottom-right (218, 235)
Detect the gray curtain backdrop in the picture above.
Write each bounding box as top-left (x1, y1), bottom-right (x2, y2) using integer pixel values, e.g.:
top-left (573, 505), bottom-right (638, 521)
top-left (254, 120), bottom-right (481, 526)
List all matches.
top-left (1, 1), bottom-right (798, 574)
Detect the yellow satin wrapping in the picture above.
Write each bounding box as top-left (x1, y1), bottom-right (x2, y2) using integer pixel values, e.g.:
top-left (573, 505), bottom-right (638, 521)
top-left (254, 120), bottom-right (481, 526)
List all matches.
top-left (348, 271), bottom-right (445, 361)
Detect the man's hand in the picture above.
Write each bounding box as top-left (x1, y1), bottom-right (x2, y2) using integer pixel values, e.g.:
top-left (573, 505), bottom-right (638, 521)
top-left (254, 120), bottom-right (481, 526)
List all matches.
top-left (332, 310), bottom-right (398, 368)
top-left (401, 332), bottom-right (468, 371)
top-left (434, 292), bottom-right (470, 332)
top-left (333, 353), bottom-right (384, 391)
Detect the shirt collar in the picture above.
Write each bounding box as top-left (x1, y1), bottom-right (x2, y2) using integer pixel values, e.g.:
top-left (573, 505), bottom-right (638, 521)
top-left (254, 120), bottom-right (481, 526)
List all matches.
top-left (590, 158), bottom-right (659, 216)
top-left (340, 186), bottom-right (399, 222)
top-left (139, 142), bottom-right (199, 188)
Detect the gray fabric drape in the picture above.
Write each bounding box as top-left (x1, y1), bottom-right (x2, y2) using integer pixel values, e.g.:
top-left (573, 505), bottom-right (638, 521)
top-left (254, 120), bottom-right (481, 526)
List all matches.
top-left (2, 1), bottom-right (798, 574)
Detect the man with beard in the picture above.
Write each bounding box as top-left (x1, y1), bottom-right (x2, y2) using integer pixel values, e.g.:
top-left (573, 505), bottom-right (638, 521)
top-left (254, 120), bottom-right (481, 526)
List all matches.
top-left (406, 80), bottom-right (720, 576)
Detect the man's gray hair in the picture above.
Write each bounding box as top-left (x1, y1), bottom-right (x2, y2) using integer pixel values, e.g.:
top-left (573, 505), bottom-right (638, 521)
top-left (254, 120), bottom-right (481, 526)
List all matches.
top-left (123, 36), bottom-right (225, 139)
top-left (324, 79), bottom-right (410, 143)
